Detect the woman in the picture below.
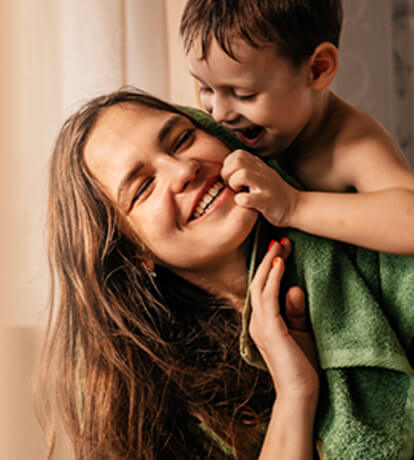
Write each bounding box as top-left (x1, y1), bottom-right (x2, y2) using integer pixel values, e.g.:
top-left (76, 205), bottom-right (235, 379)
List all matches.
top-left (39, 88), bottom-right (414, 460)
top-left (39, 88), bottom-right (319, 459)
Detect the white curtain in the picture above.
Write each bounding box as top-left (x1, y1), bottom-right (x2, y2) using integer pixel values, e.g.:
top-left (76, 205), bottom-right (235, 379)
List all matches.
top-left (59, 0), bottom-right (196, 117)
top-left (334, 0), bottom-right (414, 165)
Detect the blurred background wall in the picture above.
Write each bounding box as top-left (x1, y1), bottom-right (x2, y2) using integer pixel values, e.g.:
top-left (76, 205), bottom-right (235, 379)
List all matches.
top-left (0, 0), bottom-right (412, 458)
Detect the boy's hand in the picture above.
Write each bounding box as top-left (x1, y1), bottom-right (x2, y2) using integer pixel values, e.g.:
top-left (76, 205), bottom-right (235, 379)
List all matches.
top-left (221, 150), bottom-right (300, 227)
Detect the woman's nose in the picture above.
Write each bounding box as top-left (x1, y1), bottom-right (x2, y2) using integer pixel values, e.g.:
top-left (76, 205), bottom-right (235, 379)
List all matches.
top-left (160, 156), bottom-right (200, 194)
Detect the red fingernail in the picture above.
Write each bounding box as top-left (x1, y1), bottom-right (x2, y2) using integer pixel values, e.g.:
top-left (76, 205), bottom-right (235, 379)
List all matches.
top-left (280, 237), bottom-right (287, 246)
top-left (268, 240), bottom-right (276, 251)
top-left (272, 257), bottom-right (282, 267)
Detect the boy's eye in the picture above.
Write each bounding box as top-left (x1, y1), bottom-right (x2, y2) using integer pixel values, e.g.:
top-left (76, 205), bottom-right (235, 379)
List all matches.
top-left (234, 92), bottom-right (257, 101)
top-left (199, 86), bottom-right (213, 95)
top-left (132, 177), bottom-right (154, 205)
top-left (172, 129), bottom-right (195, 152)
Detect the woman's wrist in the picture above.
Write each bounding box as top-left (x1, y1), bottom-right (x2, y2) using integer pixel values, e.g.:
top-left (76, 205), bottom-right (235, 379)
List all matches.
top-left (275, 391), bottom-right (318, 423)
top-left (259, 395), bottom-right (318, 460)
top-left (274, 395), bottom-right (318, 458)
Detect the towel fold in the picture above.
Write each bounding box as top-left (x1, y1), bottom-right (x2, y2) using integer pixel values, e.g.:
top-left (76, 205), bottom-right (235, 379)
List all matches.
top-left (182, 106), bottom-right (414, 459)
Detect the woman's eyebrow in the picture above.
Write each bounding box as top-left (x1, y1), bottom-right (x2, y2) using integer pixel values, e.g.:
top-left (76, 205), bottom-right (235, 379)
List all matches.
top-left (158, 115), bottom-right (183, 144)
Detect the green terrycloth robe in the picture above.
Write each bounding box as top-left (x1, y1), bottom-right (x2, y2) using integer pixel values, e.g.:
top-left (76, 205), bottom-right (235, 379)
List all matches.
top-left (181, 106), bottom-right (414, 459)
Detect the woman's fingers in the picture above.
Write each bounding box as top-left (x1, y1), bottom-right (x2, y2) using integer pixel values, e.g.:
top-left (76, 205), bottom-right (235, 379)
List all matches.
top-left (285, 286), bottom-right (308, 332)
top-left (248, 255), bottom-right (320, 399)
top-left (250, 238), bottom-right (291, 294)
top-left (251, 242), bottom-right (282, 294)
top-left (286, 286), bottom-right (320, 371)
top-left (279, 237), bottom-right (292, 260)
top-left (261, 257), bottom-right (285, 315)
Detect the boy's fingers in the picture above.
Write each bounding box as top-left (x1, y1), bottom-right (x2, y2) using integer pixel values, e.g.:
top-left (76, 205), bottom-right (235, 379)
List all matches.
top-left (221, 149), bottom-right (253, 178)
top-left (285, 286), bottom-right (308, 332)
top-left (226, 169), bottom-right (251, 192)
top-left (234, 192), bottom-right (251, 206)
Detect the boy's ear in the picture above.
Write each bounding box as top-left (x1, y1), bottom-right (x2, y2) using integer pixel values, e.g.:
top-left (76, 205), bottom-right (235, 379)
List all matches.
top-left (308, 42), bottom-right (338, 90)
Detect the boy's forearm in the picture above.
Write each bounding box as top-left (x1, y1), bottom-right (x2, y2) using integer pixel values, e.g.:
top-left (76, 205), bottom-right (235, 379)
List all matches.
top-left (290, 188), bottom-right (414, 255)
top-left (259, 397), bottom-right (317, 460)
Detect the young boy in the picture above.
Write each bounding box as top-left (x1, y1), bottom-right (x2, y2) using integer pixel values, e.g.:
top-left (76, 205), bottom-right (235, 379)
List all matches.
top-left (180, 0), bottom-right (414, 255)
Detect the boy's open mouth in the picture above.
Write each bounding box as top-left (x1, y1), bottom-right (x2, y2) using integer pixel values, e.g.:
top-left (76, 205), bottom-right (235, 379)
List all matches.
top-left (236, 125), bottom-right (265, 146)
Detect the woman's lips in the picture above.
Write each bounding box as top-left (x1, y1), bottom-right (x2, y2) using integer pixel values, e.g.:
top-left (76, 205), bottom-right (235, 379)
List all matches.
top-left (189, 185), bottom-right (233, 223)
top-left (189, 175), bottom-right (222, 221)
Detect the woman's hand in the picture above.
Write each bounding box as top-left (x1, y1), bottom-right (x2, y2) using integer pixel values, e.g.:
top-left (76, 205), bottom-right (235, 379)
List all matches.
top-left (249, 238), bottom-right (319, 399)
top-left (250, 239), bottom-right (320, 459)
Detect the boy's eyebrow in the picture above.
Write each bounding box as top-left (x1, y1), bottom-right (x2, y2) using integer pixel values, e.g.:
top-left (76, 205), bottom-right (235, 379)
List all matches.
top-left (116, 114), bottom-right (184, 206)
top-left (189, 72), bottom-right (207, 86)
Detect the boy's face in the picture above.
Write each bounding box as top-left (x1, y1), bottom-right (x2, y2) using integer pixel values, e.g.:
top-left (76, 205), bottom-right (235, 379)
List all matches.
top-left (187, 37), bottom-right (315, 158)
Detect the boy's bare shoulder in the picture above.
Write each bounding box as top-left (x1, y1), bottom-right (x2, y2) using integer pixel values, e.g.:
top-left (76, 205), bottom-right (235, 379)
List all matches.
top-left (293, 95), bottom-right (413, 193)
top-left (331, 98), bottom-right (413, 191)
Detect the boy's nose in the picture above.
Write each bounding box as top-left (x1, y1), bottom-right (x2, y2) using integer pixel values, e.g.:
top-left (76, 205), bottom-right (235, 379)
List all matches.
top-left (211, 95), bottom-right (237, 124)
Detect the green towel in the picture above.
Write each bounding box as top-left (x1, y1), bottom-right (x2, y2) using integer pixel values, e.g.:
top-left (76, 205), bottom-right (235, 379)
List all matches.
top-left (181, 106), bottom-right (414, 459)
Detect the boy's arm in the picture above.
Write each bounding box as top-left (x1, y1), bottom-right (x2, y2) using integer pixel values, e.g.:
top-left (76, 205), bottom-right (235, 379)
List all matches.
top-left (221, 141), bottom-right (414, 255)
top-left (290, 136), bottom-right (414, 254)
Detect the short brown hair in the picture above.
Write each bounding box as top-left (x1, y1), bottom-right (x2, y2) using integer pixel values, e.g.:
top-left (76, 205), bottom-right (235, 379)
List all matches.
top-left (180, 0), bottom-right (343, 66)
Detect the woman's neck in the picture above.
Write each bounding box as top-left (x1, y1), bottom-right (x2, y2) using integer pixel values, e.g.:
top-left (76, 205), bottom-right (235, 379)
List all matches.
top-left (173, 243), bottom-right (251, 311)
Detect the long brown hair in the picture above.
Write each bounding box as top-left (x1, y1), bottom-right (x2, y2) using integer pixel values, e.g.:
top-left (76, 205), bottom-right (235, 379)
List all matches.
top-left (37, 88), bottom-right (274, 459)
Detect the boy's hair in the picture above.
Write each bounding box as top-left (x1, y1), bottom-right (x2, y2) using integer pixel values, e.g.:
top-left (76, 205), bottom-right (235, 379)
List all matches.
top-left (180, 0), bottom-right (343, 66)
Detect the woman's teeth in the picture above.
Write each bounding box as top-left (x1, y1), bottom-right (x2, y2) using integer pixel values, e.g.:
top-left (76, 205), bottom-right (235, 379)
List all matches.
top-left (192, 180), bottom-right (225, 220)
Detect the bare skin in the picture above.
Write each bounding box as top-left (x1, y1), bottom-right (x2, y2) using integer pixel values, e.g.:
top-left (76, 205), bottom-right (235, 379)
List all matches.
top-left (187, 37), bottom-right (414, 255)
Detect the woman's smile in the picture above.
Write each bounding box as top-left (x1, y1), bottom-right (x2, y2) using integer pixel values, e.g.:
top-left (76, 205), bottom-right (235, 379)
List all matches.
top-left (189, 176), bottom-right (230, 221)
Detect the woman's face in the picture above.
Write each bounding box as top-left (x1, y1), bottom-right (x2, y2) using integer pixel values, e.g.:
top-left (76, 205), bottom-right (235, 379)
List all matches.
top-left (84, 102), bottom-right (258, 273)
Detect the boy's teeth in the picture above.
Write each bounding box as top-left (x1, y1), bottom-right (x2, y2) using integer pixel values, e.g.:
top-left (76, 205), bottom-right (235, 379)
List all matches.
top-left (192, 180), bottom-right (225, 220)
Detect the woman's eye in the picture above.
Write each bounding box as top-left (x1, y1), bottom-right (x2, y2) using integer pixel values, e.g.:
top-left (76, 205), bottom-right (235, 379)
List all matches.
top-left (172, 129), bottom-right (195, 152)
top-left (132, 177), bottom-right (154, 204)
